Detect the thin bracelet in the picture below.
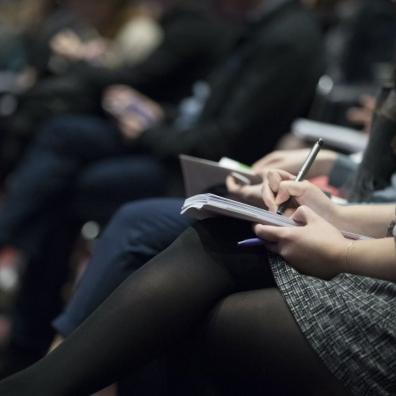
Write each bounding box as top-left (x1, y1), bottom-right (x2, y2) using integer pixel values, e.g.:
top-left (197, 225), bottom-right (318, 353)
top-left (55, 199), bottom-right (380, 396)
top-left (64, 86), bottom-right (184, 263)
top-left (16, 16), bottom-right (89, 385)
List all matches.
top-left (345, 240), bottom-right (356, 273)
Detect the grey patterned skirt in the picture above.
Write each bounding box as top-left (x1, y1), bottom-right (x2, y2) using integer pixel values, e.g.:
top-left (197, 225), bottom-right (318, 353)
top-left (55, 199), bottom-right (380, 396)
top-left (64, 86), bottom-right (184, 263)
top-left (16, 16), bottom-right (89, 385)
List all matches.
top-left (269, 254), bottom-right (396, 396)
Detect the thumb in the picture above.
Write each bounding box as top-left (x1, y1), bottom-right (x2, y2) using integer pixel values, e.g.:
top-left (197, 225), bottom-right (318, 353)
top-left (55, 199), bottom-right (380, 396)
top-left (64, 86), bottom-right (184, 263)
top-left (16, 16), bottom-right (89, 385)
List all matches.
top-left (275, 180), bottom-right (311, 206)
top-left (254, 224), bottom-right (287, 242)
top-left (291, 205), bottom-right (320, 225)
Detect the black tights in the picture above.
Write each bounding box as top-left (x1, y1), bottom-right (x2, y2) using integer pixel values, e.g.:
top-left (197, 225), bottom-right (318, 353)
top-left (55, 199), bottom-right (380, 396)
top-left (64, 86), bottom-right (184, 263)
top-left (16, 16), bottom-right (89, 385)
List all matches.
top-left (0, 219), bottom-right (350, 396)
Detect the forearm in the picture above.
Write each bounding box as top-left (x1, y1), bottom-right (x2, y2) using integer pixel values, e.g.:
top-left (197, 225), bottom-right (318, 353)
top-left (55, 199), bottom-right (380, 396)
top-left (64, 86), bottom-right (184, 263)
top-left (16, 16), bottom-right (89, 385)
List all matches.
top-left (138, 122), bottom-right (230, 160)
top-left (335, 204), bottom-right (395, 238)
top-left (342, 238), bottom-right (396, 282)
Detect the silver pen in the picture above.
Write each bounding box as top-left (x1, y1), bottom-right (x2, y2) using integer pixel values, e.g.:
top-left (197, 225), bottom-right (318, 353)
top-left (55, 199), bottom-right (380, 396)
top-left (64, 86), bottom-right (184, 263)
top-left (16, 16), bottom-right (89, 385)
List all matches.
top-left (276, 138), bottom-right (324, 215)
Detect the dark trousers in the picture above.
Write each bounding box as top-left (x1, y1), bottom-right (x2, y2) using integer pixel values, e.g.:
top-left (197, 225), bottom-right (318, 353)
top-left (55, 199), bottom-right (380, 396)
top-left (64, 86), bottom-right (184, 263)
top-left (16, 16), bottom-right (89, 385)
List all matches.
top-left (6, 115), bottom-right (168, 356)
top-left (0, 115), bottom-right (167, 250)
top-left (54, 198), bottom-right (193, 396)
top-left (53, 198), bottom-right (191, 336)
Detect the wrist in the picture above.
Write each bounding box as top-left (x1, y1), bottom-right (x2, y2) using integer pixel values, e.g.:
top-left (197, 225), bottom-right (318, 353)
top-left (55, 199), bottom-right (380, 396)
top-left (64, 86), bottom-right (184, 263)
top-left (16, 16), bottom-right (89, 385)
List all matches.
top-left (331, 204), bottom-right (349, 230)
top-left (318, 200), bottom-right (342, 229)
top-left (331, 238), bottom-right (354, 275)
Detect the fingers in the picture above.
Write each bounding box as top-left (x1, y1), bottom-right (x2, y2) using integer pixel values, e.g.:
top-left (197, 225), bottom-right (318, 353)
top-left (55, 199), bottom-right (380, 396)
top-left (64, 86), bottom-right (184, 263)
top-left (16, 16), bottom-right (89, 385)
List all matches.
top-left (253, 224), bottom-right (291, 255)
top-left (261, 179), bottom-right (277, 212)
top-left (254, 224), bottom-right (287, 242)
top-left (228, 168), bottom-right (296, 211)
top-left (226, 176), bottom-right (264, 206)
top-left (267, 169), bottom-right (294, 193)
top-left (291, 205), bottom-right (319, 225)
top-left (118, 116), bottom-right (146, 140)
top-left (51, 30), bottom-right (83, 58)
top-left (226, 175), bottom-right (243, 193)
top-left (274, 180), bottom-right (309, 206)
top-left (261, 169), bottom-right (295, 212)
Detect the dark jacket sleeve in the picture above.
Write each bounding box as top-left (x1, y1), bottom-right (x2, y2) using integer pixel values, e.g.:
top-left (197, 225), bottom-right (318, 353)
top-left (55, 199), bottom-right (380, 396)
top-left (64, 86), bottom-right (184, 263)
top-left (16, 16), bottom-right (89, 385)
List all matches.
top-left (69, 9), bottom-right (229, 103)
top-left (138, 39), bottom-right (320, 161)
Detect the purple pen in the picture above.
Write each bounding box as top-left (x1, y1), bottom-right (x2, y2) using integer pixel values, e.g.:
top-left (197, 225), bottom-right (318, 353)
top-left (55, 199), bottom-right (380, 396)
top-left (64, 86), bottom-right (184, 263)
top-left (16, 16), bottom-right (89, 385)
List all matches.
top-left (238, 238), bottom-right (265, 247)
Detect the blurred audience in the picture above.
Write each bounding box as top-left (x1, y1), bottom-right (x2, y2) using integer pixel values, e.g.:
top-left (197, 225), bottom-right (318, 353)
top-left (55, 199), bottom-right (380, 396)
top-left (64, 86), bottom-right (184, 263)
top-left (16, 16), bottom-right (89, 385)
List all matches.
top-left (0, 0), bottom-right (231, 180)
top-left (0, 0), bottom-right (324, 377)
top-left (0, 1), bottom-right (395, 395)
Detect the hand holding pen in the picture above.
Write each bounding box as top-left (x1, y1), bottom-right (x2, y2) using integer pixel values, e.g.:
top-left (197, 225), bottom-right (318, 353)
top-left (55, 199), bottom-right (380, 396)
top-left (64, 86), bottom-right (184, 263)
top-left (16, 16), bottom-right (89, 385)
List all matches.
top-left (239, 139), bottom-right (326, 247)
top-left (276, 138), bottom-right (323, 215)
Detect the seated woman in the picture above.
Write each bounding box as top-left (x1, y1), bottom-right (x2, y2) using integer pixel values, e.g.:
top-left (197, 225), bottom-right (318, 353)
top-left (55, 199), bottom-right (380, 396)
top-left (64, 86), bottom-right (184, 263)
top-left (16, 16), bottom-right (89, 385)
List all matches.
top-left (52, 147), bottom-right (341, 340)
top-left (0, 166), bottom-right (395, 395)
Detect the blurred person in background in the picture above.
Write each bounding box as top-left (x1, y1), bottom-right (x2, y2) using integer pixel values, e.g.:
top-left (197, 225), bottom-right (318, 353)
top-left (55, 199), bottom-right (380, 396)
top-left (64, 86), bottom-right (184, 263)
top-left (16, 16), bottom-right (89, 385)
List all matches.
top-left (0, 0), bottom-right (231, 180)
top-left (0, 0), bottom-right (136, 76)
top-left (0, 0), bottom-right (59, 72)
top-left (322, 0), bottom-right (396, 84)
top-left (338, 0), bottom-right (396, 84)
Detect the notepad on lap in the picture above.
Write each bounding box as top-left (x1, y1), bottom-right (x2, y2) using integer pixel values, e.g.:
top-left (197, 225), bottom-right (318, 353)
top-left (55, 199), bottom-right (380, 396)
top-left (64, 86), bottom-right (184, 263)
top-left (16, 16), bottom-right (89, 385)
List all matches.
top-left (179, 154), bottom-right (260, 197)
top-left (181, 193), bottom-right (370, 241)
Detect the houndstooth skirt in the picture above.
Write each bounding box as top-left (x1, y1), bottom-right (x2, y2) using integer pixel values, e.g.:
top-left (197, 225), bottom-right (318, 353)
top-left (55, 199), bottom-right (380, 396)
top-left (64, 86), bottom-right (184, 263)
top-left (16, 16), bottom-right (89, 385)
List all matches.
top-left (269, 254), bottom-right (396, 396)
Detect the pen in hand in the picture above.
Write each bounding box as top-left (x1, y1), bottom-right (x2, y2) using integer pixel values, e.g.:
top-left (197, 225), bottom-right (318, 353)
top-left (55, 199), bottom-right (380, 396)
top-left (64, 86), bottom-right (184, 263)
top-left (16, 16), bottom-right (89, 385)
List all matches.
top-left (276, 138), bottom-right (324, 215)
top-left (238, 138), bottom-right (324, 247)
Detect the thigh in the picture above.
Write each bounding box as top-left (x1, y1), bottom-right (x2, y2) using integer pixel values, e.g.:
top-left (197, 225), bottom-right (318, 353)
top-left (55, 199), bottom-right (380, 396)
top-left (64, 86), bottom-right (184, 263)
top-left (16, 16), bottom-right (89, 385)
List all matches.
top-left (36, 115), bottom-right (128, 160)
top-left (201, 288), bottom-right (352, 396)
top-left (73, 156), bottom-right (168, 222)
top-left (53, 198), bottom-right (192, 337)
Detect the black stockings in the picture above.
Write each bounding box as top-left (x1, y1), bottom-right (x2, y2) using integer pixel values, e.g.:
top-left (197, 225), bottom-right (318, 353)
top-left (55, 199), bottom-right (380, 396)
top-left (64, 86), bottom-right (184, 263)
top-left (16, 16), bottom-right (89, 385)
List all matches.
top-left (0, 219), bottom-right (349, 396)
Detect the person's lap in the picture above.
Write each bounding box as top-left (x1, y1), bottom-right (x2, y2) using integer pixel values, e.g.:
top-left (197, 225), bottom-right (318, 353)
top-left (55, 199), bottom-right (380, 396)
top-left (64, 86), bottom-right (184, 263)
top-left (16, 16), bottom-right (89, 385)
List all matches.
top-left (0, 218), bottom-right (352, 396)
top-left (5, 157), bottom-right (170, 373)
top-left (166, 218), bottom-right (351, 395)
top-left (0, 114), bottom-right (143, 245)
top-left (93, 214), bottom-right (351, 395)
top-left (121, 217), bottom-right (351, 395)
top-left (200, 287), bottom-right (351, 396)
top-left (53, 198), bottom-right (192, 336)
top-left (72, 155), bottom-right (168, 223)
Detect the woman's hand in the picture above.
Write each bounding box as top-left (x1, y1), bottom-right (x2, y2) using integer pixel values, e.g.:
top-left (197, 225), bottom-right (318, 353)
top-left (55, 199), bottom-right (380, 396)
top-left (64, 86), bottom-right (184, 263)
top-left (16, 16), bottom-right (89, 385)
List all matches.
top-left (252, 149), bottom-right (337, 178)
top-left (226, 175), bottom-right (265, 208)
top-left (226, 168), bottom-right (340, 223)
top-left (261, 169), bottom-right (339, 223)
top-left (254, 206), bottom-right (349, 280)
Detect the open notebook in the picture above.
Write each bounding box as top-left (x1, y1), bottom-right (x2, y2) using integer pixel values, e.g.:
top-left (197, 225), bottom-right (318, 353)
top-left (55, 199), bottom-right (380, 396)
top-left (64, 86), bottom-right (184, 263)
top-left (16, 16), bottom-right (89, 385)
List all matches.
top-left (181, 193), bottom-right (370, 241)
top-left (180, 154), bottom-right (260, 197)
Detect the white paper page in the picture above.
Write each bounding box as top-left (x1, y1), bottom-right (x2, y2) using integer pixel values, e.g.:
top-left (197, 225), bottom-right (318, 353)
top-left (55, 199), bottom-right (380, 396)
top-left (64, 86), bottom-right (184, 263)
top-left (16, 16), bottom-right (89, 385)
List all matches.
top-left (181, 194), bottom-right (370, 241)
